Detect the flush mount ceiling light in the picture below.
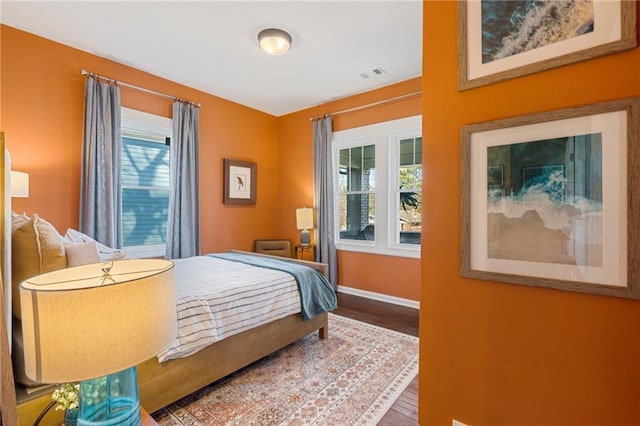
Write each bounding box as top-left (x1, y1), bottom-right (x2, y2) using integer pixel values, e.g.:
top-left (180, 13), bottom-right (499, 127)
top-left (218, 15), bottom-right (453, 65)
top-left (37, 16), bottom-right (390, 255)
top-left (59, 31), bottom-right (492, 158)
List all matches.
top-left (258, 28), bottom-right (292, 55)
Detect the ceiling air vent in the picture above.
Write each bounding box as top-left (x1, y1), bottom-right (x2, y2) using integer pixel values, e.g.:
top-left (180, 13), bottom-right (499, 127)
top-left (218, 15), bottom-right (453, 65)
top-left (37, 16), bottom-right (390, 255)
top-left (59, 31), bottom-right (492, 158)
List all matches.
top-left (359, 67), bottom-right (387, 79)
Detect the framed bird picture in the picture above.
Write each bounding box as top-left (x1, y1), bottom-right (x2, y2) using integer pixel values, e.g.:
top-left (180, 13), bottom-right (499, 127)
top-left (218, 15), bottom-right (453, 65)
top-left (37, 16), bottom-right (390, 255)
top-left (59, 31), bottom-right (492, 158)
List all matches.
top-left (223, 158), bottom-right (257, 205)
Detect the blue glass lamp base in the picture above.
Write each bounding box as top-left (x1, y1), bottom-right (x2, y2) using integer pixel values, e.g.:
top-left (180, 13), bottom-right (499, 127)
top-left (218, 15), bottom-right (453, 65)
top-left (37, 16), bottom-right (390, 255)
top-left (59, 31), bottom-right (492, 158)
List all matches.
top-left (300, 229), bottom-right (310, 245)
top-left (78, 367), bottom-right (141, 426)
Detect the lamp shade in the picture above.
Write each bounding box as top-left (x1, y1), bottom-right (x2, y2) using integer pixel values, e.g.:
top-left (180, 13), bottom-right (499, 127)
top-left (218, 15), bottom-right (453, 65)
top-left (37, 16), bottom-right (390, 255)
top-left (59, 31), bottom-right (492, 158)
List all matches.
top-left (20, 259), bottom-right (176, 383)
top-left (296, 207), bottom-right (314, 230)
top-left (10, 171), bottom-right (29, 197)
top-left (258, 28), bottom-right (292, 55)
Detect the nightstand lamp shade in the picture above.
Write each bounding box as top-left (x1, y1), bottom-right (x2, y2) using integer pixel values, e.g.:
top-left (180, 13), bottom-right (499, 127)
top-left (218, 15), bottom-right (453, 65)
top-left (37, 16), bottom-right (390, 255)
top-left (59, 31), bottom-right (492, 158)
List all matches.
top-left (20, 259), bottom-right (176, 426)
top-left (296, 207), bottom-right (314, 245)
top-left (10, 170), bottom-right (29, 198)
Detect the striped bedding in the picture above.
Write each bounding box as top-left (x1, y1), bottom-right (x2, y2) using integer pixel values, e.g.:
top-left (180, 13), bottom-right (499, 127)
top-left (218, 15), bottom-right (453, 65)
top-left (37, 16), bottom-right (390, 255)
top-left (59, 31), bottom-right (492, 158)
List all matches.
top-left (157, 255), bottom-right (301, 362)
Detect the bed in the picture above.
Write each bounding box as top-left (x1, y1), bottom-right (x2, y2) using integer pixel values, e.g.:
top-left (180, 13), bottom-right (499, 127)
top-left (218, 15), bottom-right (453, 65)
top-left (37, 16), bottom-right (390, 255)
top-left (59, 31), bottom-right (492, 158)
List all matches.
top-left (1, 168), bottom-right (335, 424)
top-left (14, 253), bottom-right (333, 425)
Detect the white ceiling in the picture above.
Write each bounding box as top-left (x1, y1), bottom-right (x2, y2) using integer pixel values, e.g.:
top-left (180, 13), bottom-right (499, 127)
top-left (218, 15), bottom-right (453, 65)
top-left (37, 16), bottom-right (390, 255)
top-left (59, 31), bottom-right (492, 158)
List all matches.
top-left (1, 1), bottom-right (423, 116)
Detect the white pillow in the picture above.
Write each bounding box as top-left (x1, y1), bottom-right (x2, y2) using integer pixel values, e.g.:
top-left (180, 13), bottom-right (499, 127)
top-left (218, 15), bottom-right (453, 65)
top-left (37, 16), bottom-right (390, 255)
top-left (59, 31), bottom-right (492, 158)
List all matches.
top-left (65, 241), bottom-right (101, 266)
top-left (63, 229), bottom-right (138, 260)
top-left (11, 211), bottom-right (30, 234)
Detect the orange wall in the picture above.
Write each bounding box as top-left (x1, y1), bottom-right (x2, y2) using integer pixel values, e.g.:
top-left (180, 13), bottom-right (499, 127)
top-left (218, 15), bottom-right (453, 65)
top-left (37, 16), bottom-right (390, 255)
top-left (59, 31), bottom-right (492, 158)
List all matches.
top-left (0, 25), bottom-right (280, 254)
top-left (277, 78), bottom-right (422, 301)
top-left (421, 2), bottom-right (640, 425)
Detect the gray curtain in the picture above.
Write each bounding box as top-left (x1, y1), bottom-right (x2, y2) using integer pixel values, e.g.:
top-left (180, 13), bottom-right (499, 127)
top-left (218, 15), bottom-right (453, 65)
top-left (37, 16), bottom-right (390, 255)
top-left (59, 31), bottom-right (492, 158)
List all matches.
top-left (165, 101), bottom-right (200, 259)
top-left (313, 117), bottom-right (337, 288)
top-left (79, 77), bottom-right (122, 248)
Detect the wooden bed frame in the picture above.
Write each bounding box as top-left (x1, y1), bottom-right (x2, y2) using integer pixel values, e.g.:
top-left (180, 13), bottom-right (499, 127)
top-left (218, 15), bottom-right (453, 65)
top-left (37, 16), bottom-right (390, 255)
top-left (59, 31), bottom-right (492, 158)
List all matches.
top-left (14, 251), bottom-right (330, 425)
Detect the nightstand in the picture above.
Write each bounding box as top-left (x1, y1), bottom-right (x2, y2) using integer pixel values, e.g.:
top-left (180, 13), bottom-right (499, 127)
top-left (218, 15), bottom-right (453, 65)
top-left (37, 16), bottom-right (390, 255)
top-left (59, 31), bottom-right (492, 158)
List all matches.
top-left (294, 244), bottom-right (316, 260)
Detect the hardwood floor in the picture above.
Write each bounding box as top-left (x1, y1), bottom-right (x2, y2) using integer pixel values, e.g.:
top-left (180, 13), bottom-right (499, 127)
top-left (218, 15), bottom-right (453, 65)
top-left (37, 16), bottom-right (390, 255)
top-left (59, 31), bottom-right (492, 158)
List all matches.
top-left (333, 292), bottom-right (419, 425)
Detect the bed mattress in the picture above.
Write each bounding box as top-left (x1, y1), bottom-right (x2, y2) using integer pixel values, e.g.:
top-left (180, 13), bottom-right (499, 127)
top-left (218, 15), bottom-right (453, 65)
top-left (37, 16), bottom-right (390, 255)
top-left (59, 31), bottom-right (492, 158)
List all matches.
top-left (157, 255), bottom-right (301, 361)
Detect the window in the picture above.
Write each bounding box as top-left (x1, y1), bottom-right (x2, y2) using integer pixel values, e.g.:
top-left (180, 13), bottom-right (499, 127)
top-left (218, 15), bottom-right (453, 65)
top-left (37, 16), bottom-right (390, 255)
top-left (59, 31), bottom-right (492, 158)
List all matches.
top-left (338, 144), bottom-right (376, 241)
top-left (392, 133), bottom-right (422, 246)
top-left (333, 115), bottom-right (422, 259)
top-left (121, 107), bottom-right (172, 258)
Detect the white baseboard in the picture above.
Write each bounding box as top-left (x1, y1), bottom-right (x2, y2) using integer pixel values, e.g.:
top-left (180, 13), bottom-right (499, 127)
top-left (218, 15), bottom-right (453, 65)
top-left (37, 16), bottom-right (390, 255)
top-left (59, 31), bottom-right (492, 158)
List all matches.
top-left (337, 285), bottom-right (420, 310)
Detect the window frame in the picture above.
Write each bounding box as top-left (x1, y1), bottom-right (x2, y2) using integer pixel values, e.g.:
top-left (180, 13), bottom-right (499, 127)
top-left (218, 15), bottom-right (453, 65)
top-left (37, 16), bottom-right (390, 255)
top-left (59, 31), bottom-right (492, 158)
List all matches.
top-left (335, 135), bottom-right (379, 250)
top-left (388, 128), bottom-right (422, 253)
top-left (332, 115), bottom-right (421, 259)
top-left (121, 107), bottom-right (172, 258)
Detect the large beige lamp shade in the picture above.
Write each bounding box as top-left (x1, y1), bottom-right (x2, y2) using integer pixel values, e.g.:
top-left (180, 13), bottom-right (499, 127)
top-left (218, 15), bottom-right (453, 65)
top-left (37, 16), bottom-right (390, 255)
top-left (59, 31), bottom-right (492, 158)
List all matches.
top-left (20, 259), bottom-right (176, 383)
top-left (20, 259), bottom-right (176, 425)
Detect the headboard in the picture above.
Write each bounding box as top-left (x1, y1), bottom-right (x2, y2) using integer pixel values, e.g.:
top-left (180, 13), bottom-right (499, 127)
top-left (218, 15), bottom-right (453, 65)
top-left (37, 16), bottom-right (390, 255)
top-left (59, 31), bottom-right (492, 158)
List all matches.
top-left (0, 131), bottom-right (19, 425)
top-left (1, 133), bottom-right (11, 344)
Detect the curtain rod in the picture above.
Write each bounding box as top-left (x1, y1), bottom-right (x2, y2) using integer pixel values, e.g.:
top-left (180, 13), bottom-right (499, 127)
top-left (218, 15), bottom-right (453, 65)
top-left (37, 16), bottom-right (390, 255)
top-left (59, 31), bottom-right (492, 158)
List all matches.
top-left (309, 91), bottom-right (421, 121)
top-left (80, 69), bottom-right (201, 108)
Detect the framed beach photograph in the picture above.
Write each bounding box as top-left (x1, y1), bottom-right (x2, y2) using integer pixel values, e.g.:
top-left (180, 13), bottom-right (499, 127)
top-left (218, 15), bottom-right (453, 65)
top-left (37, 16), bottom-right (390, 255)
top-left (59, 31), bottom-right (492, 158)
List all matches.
top-left (461, 98), bottom-right (640, 299)
top-left (223, 159), bottom-right (257, 205)
top-left (457, 0), bottom-right (637, 90)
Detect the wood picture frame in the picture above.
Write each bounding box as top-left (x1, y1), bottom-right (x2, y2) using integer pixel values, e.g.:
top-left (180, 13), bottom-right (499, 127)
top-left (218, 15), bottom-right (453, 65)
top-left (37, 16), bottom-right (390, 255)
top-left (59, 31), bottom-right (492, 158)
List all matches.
top-left (457, 0), bottom-right (637, 90)
top-left (461, 98), bottom-right (640, 299)
top-left (223, 159), bottom-right (256, 205)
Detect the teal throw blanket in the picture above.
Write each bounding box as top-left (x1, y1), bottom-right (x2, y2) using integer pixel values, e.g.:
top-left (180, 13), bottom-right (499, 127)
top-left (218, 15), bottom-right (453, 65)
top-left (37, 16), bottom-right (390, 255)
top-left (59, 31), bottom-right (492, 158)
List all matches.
top-left (209, 253), bottom-right (337, 320)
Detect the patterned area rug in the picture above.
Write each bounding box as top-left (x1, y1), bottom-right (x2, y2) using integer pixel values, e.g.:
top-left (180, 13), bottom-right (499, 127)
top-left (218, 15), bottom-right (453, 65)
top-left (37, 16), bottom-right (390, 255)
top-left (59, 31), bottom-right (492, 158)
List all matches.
top-left (152, 313), bottom-right (418, 425)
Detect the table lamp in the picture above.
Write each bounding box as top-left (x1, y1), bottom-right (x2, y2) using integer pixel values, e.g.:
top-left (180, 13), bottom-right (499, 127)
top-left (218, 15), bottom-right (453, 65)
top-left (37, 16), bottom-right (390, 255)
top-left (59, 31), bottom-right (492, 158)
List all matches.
top-left (296, 207), bottom-right (314, 245)
top-left (20, 259), bottom-right (176, 426)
